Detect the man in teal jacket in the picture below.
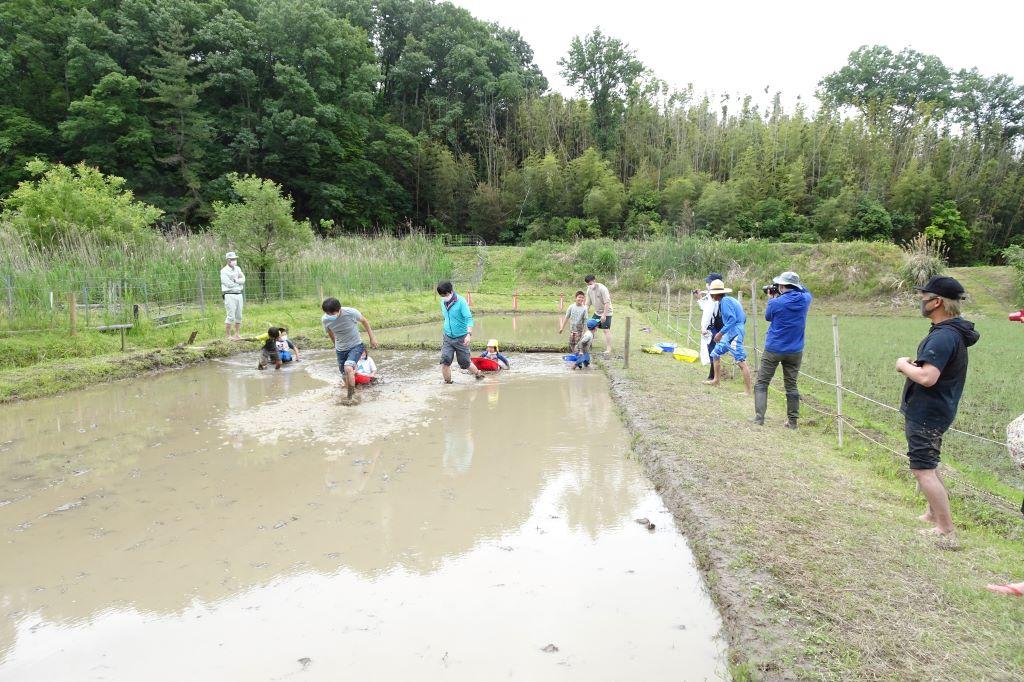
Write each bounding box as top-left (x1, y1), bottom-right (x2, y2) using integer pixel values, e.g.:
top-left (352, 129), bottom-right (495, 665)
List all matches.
top-left (437, 281), bottom-right (484, 384)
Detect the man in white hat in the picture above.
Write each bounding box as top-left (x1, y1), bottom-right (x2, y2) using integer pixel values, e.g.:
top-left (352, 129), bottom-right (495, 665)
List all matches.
top-left (220, 251), bottom-right (245, 340)
top-left (706, 279), bottom-right (752, 395)
top-left (754, 271), bottom-right (813, 428)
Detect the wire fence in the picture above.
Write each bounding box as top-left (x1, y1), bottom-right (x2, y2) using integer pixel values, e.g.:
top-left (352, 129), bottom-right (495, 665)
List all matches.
top-left (631, 283), bottom-right (1022, 517)
top-left (0, 267), bottom-right (570, 334)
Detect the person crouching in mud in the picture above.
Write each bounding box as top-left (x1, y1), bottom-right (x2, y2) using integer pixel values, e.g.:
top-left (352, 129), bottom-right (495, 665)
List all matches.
top-left (437, 281), bottom-right (485, 384)
top-left (321, 297), bottom-right (377, 405)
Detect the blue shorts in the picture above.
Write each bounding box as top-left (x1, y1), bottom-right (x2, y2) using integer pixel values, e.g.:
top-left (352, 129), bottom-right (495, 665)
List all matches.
top-left (336, 344), bottom-right (365, 372)
top-left (710, 330), bottom-right (747, 363)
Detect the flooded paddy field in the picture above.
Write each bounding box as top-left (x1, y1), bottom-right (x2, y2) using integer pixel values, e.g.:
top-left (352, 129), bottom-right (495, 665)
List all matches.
top-left (0, 349), bottom-right (725, 680)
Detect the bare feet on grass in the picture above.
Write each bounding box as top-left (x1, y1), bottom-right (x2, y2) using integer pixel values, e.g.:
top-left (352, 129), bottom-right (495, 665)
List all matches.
top-left (918, 526), bottom-right (960, 550)
top-left (918, 512), bottom-right (935, 523)
top-left (702, 380), bottom-right (718, 387)
top-left (985, 582), bottom-right (1024, 597)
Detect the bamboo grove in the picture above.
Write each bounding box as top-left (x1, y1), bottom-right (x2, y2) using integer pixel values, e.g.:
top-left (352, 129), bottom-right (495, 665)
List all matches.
top-left (2, 0), bottom-right (1022, 262)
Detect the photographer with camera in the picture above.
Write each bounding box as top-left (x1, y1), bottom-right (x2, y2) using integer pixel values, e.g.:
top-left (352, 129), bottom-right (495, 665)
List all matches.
top-left (753, 271), bottom-right (813, 428)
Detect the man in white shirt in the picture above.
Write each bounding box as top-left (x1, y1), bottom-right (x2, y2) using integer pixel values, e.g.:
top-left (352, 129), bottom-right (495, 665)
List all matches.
top-left (584, 274), bottom-right (613, 355)
top-left (220, 251), bottom-right (245, 340)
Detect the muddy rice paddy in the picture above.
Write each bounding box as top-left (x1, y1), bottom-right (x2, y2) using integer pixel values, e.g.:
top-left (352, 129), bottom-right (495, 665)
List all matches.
top-left (0, 341), bottom-right (725, 680)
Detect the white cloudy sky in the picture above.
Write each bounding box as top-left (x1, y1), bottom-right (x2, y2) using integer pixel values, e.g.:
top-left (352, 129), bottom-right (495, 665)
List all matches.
top-left (449, 0), bottom-right (1024, 110)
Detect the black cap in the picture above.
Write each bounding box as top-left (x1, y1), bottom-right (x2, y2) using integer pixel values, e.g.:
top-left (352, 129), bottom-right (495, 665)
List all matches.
top-left (705, 272), bottom-right (723, 284)
top-left (915, 275), bottom-right (965, 300)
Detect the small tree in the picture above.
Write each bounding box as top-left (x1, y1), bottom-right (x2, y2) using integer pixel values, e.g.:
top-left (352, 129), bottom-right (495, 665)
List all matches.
top-left (211, 174), bottom-right (313, 298)
top-left (924, 200), bottom-right (972, 264)
top-left (1, 159), bottom-right (162, 247)
top-left (842, 197), bottom-right (894, 241)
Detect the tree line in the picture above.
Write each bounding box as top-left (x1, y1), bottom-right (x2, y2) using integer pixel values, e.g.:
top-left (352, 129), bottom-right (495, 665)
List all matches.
top-left (2, 0), bottom-right (1022, 263)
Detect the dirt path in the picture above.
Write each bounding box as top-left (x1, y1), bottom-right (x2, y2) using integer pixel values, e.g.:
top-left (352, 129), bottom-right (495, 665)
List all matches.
top-left (604, 347), bottom-right (1024, 679)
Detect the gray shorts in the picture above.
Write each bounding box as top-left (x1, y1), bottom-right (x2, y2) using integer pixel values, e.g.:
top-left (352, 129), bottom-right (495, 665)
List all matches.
top-left (440, 333), bottom-right (471, 369)
top-left (224, 292), bottom-right (243, 323)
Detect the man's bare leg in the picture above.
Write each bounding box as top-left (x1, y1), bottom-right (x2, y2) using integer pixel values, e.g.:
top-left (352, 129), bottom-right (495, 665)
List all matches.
top-left (704, 358), bottom-right (722, 386)
top-left (912, 469), bottom-right (954, 535)
top-left (232, 322), bottom-right (242, 340)
top-left (225, 323), bottom-right (232, 339)
top-left (441, 364), bottom-right (453, 383)
top-left (739, 361), bottom-right (752, 395)
top-left (342, 366), bottom-right (358, 403)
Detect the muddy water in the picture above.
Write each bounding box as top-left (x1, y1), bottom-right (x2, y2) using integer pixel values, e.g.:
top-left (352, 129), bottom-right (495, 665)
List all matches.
top-left (0, 351), bottom-right (725, 681)
top-left (377, 314), bottom-right (609, 350)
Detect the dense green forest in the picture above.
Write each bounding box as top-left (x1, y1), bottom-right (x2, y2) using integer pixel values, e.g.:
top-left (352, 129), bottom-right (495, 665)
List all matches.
top-left (2, 0), bottom-right (1023, 262)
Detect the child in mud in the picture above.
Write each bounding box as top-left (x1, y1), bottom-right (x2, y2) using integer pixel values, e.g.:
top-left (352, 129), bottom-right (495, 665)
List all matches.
top-left (478, 339), bottom-right (511, 370)
top-left (559, 290), bottom-right (588, 353)
top-left (355, 348), bottom-right (379, 382)
top-left (258, 327), bottom-right (283, 370)
top-left (275, 327), bottom-right (300, 363)
top-left (574, 319), bottom-right (599, 369)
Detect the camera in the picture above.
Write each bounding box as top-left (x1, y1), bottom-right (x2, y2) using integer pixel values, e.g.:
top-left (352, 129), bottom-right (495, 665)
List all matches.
top-left (762, 284), bottom-right (780, 296)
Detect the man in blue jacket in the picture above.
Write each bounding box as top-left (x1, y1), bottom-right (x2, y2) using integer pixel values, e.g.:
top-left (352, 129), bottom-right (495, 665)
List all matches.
top-left (437, 280), bottom-right (485, 384)
top-left (753, 271), bottom-right (812, 428)
top-left (707, 279), bottom-right (752, 395)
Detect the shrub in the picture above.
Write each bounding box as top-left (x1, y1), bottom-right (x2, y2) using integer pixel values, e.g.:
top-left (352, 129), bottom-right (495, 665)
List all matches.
top-left (1003, 245), bottom-right (1024, 303)
top-left (1, 160), bottom-right (162, 247)
top-left (900, 233), bottom-right (947, 287)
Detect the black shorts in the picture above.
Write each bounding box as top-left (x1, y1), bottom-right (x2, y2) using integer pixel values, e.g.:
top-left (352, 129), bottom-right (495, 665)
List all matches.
top-left (904, 419), bottom-right (945, 470)
top-left (591, 314), bottom-right (611, 330)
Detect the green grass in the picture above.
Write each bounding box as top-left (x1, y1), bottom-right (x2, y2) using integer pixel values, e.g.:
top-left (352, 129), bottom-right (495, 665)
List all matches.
top-left (609, 307), bottom-right (1024, 680)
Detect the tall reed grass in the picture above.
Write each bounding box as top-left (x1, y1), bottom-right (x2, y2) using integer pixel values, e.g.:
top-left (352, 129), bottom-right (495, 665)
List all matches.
top-left (0, 223), bottom-right (453, 329)
top-left (514, 238), bottom-right (904, 296)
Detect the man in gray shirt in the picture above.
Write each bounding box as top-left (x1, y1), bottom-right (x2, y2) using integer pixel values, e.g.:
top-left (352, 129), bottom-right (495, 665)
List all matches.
top-left (321, 297), bottom-right (377, 405)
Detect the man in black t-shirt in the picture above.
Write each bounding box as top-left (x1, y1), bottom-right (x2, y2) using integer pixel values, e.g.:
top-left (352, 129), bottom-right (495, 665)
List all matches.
top-left (896, 276), bottom-right (979, 546)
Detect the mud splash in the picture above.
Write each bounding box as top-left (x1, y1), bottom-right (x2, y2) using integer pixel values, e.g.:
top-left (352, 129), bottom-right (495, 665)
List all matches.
top-left (377, 314), bottom-right (609, 351)
top-left (0, 350), bottom-right (725, 680)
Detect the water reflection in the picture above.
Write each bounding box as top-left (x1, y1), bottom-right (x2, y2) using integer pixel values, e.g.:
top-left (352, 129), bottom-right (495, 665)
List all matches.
top-left (0, 352), bottom-right (724, 679)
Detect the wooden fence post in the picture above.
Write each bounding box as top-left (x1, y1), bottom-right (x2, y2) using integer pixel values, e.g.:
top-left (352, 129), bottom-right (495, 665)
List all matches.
top-left (624, 316), bottom-right (631, 369)
top-left (832, 315), bottom-right (844, 448)
top-left (83, 286), bottom-right (90, 328)
top-left (513, 291), bottom-right (519, 311)
top-left (4, 275), bottom-right (12, 321)
top-left (198, 277), bottom-right (205, 312)
top-left (317, 283), bottom-right (324, 303)
top-left (750, 281), bottom-right (759, 370)
top-left (559, 294), bottom-right (564, 311)
top-left (467, 291), bottom-right (473, 306)
top-left (69, 292), bottom-right (77, 336)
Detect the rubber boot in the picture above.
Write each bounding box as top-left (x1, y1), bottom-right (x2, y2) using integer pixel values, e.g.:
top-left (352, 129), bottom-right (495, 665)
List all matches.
top-left (785, 393), bottom-right (800, 429)
top-left (752, 387), bottom-right (767, 425)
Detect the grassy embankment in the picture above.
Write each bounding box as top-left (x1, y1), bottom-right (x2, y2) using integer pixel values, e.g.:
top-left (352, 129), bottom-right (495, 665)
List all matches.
top-left (607, 303), bottom-right (1023, 680)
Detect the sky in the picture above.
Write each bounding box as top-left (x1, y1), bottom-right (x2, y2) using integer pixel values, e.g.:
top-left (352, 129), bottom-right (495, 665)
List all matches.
top-left (448, 0), bottom-right (1024, 111)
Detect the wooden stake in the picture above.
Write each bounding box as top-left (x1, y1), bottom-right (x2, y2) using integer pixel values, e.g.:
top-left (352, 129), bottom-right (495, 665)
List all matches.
top-left (624, 316), bottom-right (631, 369)
top-left (686, 291), bottom-right (694, 346)
top-left (833, 315), bottom-right (844, 448)
top-left (69, 292), bottom-right (77, 336)
top-left (750, 282), bottom-right (759, 370)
